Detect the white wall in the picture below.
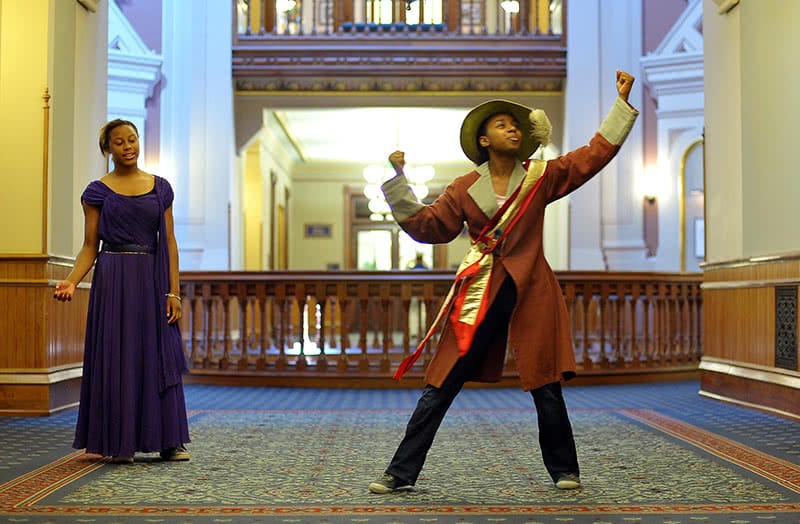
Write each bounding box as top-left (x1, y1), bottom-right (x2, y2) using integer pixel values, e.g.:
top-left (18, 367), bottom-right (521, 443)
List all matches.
top-left (161, 0), bottom-right (234, 270)
top-left (702, 0), bottom-right (743, 263)
top-left (565, 0), bottom-right (646, 270)
top-left (739, 0), bottom-right (800, 257)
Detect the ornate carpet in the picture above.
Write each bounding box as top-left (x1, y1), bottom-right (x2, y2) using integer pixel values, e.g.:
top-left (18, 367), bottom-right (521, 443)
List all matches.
top-left (1, 398), bottom-right (799, 523)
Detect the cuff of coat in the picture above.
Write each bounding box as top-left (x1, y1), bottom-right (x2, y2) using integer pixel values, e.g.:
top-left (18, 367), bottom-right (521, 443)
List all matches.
top-left (382, 174), bottom-right (424, 223)
top-left (599, 96), bottom-right (639, 146)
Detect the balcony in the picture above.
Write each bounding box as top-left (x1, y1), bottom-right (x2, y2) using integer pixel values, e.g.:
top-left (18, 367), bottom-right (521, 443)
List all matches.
top-left (232, 0), bottom-right (567, 93)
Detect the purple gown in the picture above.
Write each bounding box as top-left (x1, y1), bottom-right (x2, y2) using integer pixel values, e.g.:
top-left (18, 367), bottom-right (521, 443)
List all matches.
top-left (73, 176), bottom-right (190, 457)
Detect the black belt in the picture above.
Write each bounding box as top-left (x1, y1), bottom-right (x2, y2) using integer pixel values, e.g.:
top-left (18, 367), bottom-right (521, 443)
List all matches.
top-left (102, 243), bottom-right (155, 254)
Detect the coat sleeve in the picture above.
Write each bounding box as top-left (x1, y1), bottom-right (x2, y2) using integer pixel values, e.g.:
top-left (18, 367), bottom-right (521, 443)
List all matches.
top-left (381, 174), bottom-right (466, 244)
top-left (543, 96), bottom-right (639, 203)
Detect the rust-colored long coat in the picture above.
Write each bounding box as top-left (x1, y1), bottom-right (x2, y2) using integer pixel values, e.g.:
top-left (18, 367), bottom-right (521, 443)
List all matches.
top-left (382, 97), bottom-right (638, 391)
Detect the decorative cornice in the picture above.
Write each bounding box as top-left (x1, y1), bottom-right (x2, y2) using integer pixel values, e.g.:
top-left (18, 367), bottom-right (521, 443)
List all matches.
top-left (641, 53), bottom-right (704, 99)
top-left (232, 36), bottom-right (566, 93)
top-left (235, 76), bottom-right (564, 94)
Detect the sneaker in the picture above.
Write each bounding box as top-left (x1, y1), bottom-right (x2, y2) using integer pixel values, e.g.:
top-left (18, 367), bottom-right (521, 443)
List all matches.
top-left (110, 456), bottom-right (134, 464)
top-left (368, 473), bottom-right (414, 494)
top-left (555, 473), bottom-right (581, 490)
top-left (160, 445), bottom-right (191, 461)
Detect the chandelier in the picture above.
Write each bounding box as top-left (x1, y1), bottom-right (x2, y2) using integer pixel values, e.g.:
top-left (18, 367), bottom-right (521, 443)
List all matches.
top-left (362, 164), bottom-right (434, 221)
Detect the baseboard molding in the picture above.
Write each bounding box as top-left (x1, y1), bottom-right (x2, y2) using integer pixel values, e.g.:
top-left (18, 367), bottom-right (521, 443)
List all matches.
top-left (699, 357), bottom-right (800, 388)
top-left (0, 365), bottom-right (83, 384)
top-left (698, 390), bottom-right (799, 421)
top-left (700, 357), bottom-right (800, 418)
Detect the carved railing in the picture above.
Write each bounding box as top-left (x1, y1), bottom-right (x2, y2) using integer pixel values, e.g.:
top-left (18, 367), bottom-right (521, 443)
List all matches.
top-left (178, 271), bottom-right (703, 382)
top-left (235, 0), bottom-right (563, 38)
top-left (232, 0), bottom-right (567, 93)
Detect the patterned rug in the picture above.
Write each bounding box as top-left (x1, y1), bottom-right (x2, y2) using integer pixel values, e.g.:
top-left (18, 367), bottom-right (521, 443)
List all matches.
top-left (2, 398), bottom-right (799, 523)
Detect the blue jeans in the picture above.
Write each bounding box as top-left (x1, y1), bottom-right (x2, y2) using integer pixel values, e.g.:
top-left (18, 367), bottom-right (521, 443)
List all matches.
top-left (385, 276), bottom-right (579, 485)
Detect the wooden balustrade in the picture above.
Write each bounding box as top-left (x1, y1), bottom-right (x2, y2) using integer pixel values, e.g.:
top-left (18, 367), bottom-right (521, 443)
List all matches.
top-left (235, 0), bottom-right (562, 38)
top-left (179, 271), bottom-right (702, 385)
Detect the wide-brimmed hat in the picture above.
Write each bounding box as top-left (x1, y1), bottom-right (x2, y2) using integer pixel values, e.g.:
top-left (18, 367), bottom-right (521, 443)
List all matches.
top-left (459, 99), bottom-right (552, 164)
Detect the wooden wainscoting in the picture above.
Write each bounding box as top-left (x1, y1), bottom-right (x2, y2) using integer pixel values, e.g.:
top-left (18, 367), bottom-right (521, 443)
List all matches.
top-left (701, 253), bottom-right (800, 418)
top-left (0, 256), bottom-right (88, 415)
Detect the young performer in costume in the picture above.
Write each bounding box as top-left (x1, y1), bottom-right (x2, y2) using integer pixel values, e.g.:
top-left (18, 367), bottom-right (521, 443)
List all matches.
top-left (369, 70), bottom-right (638, 493)
top-left (53, 119), bottom-right (191, 464)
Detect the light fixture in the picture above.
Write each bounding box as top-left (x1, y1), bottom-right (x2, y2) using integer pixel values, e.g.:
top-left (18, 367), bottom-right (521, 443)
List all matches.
top-left (276, 0), bottom-right (296, 12)
top-left (641, 166), bottom-right (663, 258)
top-left (500, 0), bottom-right (520, 14)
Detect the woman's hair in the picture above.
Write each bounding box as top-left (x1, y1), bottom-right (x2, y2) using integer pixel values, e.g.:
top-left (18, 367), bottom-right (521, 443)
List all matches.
top-left (98, 119), bottom-right (139, 156)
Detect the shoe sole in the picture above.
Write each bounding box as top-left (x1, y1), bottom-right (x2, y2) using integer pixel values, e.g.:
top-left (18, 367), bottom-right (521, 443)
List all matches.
top-left (162, 453), bottom-right (191, 461)
top-left (368, 482), bottom-right (414, 494)
top-left (556, 479), bottom-right (581, 489)
top-left (368, 482), bottom-right (393, 494)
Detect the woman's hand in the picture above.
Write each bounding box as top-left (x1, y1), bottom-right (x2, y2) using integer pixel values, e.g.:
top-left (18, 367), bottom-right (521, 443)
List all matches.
top-left (616, 69), bottom-right (635, 102)
top-left (53, 280), bottom-right (76, 302)
top-left (166, 295), bottom-right (182, 324)
top-left (388, 150), bottom-right (406, 175)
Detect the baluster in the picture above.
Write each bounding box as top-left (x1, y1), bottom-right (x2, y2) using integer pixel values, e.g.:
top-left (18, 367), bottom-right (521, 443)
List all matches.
top-left (581, 287), bottom-right (592, 369)
top-left (358, 283), bottom-right (370, 372)
top-left (286, 291), bottom-right (297, 351)
top-left (613, 284), bottom-right (623, 366)
top-left (380, 283), bottom-right (392, 372)
top-left (317, 283), bottom-right (329, 371)
top-left (326, 295), bottom-right (337, 350)
top-left (245, 0), bottom-right (253, 34)
top-left (219, 285), bottom-right (232, 369)
top-left (295, 282), bottom-right (308, 371)
top-left (184, 284), bottom-right (197, 367)
top-left (400, 282), bottom-right (412, 363)
top-left (337, 283), bottom-right (351, 372)
top-left (630, 284), bottom-right (641, 367)
top-left (423, 283), bottom-right (437, 368)
top-left (275, 283), bottom-right (288, 370)
top-left (202, 284), bottom-right (213, 368)
top-left (687, 283), bottom-right (696, 363)
top-left (676, 283), bottom-right (686, 363)
top-left (256, 284), bottom-right (268, 370)
top-left (668, 283), bottom-right (678, 363)
top-left (518, 0), bottom-right (529, 35)
top-left (642, 284), bottom-right (653, 365)
top-left (657, 283), bottom-right (668, 365)
top-left (236, 284), bottom-right (249, 369)
top-left (370, 296), bottom-right (381, 350)
top-left (563, 282), bottom-right (576, 364)
top-left (598, 283), bottom-right (609, 367)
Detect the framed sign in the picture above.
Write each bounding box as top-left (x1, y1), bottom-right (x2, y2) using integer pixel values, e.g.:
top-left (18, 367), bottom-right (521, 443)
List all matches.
top-left (305, 224), bottom-right (332, 238)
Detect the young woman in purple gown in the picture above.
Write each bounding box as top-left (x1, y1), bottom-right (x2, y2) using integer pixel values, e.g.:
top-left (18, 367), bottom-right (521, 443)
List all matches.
top-left (53, 119), bottom-right (191, 464)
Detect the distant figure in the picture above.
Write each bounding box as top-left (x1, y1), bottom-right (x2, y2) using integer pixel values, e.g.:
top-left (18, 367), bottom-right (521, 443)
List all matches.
top-left (409, 252), bottom-right (429, 270)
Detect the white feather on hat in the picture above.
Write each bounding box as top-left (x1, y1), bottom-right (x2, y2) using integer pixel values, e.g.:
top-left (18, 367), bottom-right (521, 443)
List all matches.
top-left (529, 109), bottom-right (552, 148)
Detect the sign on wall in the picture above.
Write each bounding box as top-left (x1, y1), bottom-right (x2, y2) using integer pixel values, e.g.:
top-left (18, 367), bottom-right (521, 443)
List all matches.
top-left (305, 224), bottom-right (332, 238)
